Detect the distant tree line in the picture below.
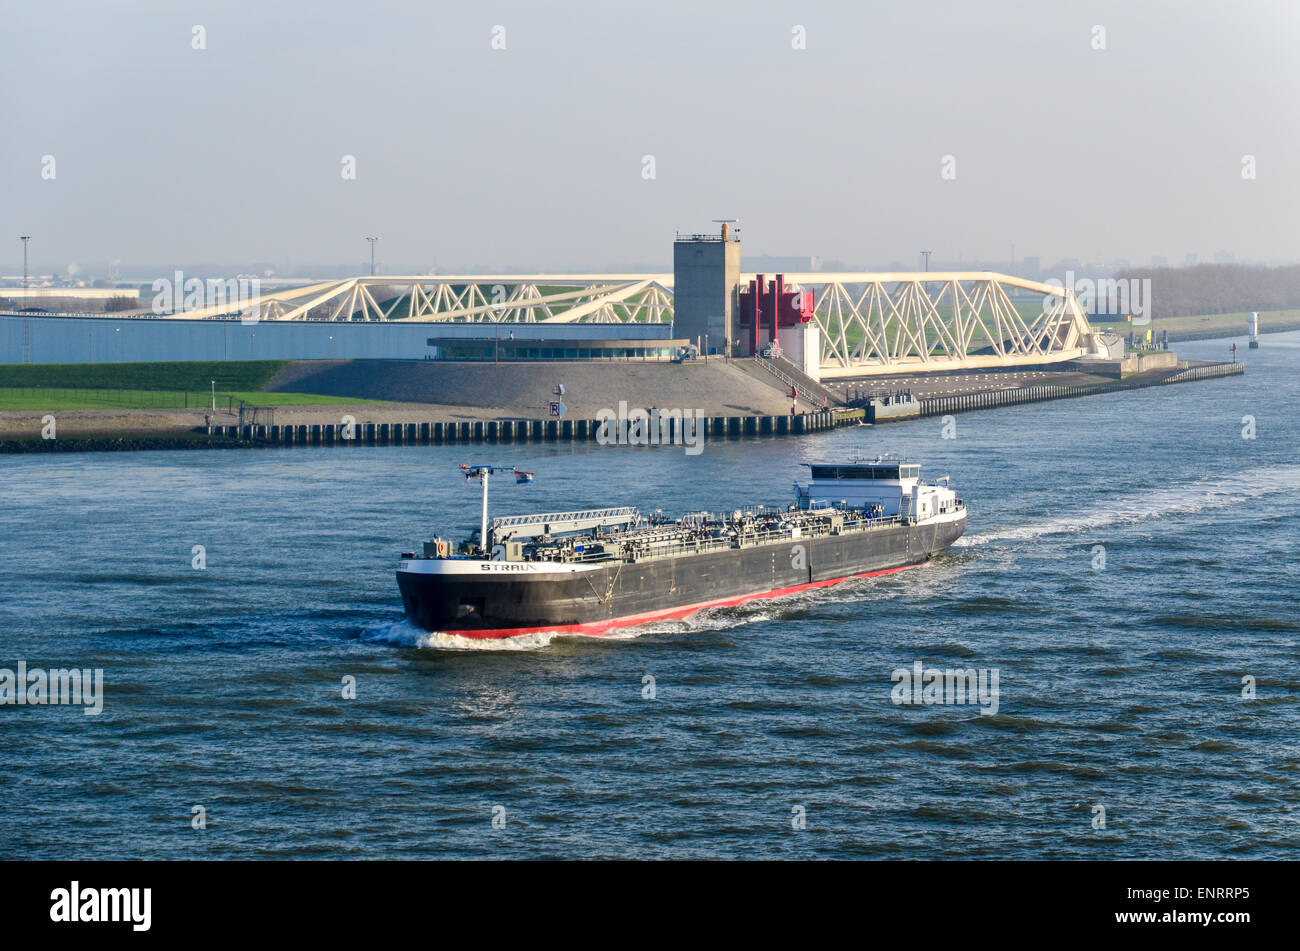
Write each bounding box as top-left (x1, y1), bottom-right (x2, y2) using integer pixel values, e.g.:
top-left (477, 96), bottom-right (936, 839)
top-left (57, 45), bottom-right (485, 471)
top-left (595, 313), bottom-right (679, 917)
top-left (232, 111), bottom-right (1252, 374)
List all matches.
top-left (1116, 263), bottom-right (1300, 318)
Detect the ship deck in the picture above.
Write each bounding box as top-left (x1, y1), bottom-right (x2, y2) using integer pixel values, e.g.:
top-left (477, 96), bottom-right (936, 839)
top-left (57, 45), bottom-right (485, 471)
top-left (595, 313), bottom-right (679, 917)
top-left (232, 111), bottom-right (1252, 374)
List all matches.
top-left (431, 507), bottom-right (922, 568)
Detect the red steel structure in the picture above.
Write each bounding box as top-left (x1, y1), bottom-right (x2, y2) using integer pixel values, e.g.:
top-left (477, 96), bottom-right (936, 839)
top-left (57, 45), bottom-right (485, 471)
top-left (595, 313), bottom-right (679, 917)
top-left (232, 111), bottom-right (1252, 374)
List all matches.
top-left (737, 273), bottom-right (814, 354)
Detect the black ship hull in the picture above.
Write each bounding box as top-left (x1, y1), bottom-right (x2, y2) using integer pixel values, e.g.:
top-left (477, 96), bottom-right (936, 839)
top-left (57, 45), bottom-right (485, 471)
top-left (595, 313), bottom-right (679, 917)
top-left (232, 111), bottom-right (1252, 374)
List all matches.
top-left (396, 514), bottom-right (965, 638)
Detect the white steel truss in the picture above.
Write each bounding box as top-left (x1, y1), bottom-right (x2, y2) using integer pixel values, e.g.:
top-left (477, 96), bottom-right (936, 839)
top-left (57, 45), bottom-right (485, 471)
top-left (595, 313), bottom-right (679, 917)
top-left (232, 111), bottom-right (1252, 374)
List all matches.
top-left (165, 271), bottom-right (1090, 372)
top-left (171, 275), bottom-right (675, 325)
top-left (777, 272), bottom-right (1093, 375)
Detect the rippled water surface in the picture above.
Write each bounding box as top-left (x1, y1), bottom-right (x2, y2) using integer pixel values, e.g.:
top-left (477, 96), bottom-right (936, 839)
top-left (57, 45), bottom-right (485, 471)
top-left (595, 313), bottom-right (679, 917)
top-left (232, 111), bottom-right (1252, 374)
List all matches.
top-left (2, 333), bottom-right (1298, 859)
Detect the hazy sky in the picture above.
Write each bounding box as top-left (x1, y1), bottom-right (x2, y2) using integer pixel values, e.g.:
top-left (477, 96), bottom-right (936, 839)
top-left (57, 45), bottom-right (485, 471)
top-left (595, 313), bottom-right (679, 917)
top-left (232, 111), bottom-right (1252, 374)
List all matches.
top-left (4, 0), bottom-right (1299, 275)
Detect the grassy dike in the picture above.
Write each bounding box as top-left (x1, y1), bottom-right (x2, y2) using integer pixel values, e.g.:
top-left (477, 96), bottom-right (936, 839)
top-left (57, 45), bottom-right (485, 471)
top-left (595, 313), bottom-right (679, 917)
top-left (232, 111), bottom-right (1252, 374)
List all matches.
top-left (0, 360), bottom-right (387, 412)
top-left (0, 359), bottom-right (291, 391)
top-left (0, 388), bottom-right (387, 411)
top-left (0, 360), bottom-right (392, 451)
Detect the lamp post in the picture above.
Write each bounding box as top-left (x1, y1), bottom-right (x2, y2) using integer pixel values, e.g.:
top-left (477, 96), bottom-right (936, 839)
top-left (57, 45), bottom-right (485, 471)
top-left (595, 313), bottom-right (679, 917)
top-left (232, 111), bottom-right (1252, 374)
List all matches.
top-left (365, 236), bottom-right (379, 276)
top-left (19, 236), bottom-right (30, 289)
top-left (920, 250), bottom-right (933, 273)
top-left (491, 302), bottom-right (509, 363)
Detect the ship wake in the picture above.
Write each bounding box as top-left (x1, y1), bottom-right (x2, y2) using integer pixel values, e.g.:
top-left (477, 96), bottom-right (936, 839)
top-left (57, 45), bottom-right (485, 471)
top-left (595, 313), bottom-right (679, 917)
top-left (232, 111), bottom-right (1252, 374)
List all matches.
top-left (957, 463), bottom-right (1300, 547)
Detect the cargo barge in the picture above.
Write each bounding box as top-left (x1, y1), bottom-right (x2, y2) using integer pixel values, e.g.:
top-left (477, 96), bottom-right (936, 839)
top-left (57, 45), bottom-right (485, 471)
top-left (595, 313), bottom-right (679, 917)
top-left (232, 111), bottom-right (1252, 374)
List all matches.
top-left (396, 458), bottom-right (966, 639)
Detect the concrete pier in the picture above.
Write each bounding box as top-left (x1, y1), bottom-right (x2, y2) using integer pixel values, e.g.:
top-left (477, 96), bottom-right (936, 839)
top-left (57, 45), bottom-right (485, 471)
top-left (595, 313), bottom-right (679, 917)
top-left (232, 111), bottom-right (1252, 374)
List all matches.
top-left (918, 361), bottom-right (1244, 418)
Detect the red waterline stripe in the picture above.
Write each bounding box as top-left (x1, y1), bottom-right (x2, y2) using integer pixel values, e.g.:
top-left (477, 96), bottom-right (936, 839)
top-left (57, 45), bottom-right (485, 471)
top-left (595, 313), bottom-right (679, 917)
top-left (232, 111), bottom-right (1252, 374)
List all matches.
top-left (445, 561), bottom-right (927, 640)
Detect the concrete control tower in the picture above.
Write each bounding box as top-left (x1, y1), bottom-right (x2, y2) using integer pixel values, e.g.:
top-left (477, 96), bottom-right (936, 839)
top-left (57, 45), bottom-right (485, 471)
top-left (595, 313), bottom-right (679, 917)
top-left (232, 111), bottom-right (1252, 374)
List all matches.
top-left (672, 223), bottom-right (741, 355)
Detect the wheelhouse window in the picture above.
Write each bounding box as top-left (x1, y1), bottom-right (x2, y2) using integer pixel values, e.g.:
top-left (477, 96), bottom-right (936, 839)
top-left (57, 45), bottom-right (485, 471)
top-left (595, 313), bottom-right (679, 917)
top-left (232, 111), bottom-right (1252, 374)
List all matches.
top-left (810, 465), bottom-right (907, 480)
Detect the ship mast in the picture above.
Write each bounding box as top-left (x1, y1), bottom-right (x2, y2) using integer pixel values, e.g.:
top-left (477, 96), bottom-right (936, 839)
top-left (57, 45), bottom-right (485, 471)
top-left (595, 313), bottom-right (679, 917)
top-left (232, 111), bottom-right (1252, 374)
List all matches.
top-left (480, 467), bottom-right (491, 554)
top-left (460, 464), bottom-right (534, 554)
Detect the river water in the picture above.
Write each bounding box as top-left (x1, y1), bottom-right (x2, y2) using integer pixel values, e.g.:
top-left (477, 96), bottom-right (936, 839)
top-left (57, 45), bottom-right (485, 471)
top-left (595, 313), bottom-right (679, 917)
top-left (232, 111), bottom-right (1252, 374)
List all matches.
top-left (2, 332), bottom-right (1297, 859)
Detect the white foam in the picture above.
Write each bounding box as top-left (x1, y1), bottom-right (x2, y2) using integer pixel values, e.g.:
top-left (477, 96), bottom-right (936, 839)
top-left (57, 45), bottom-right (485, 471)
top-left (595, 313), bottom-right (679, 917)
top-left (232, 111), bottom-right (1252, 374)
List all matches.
top-left (416, 629), bottom-right (570, 651)
top-left (361, 617), bottom-right (644, 651)
top-left (628, 607), bottom-right (775, 638)
top-left (958, 463), bottom-right (1300, 546)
